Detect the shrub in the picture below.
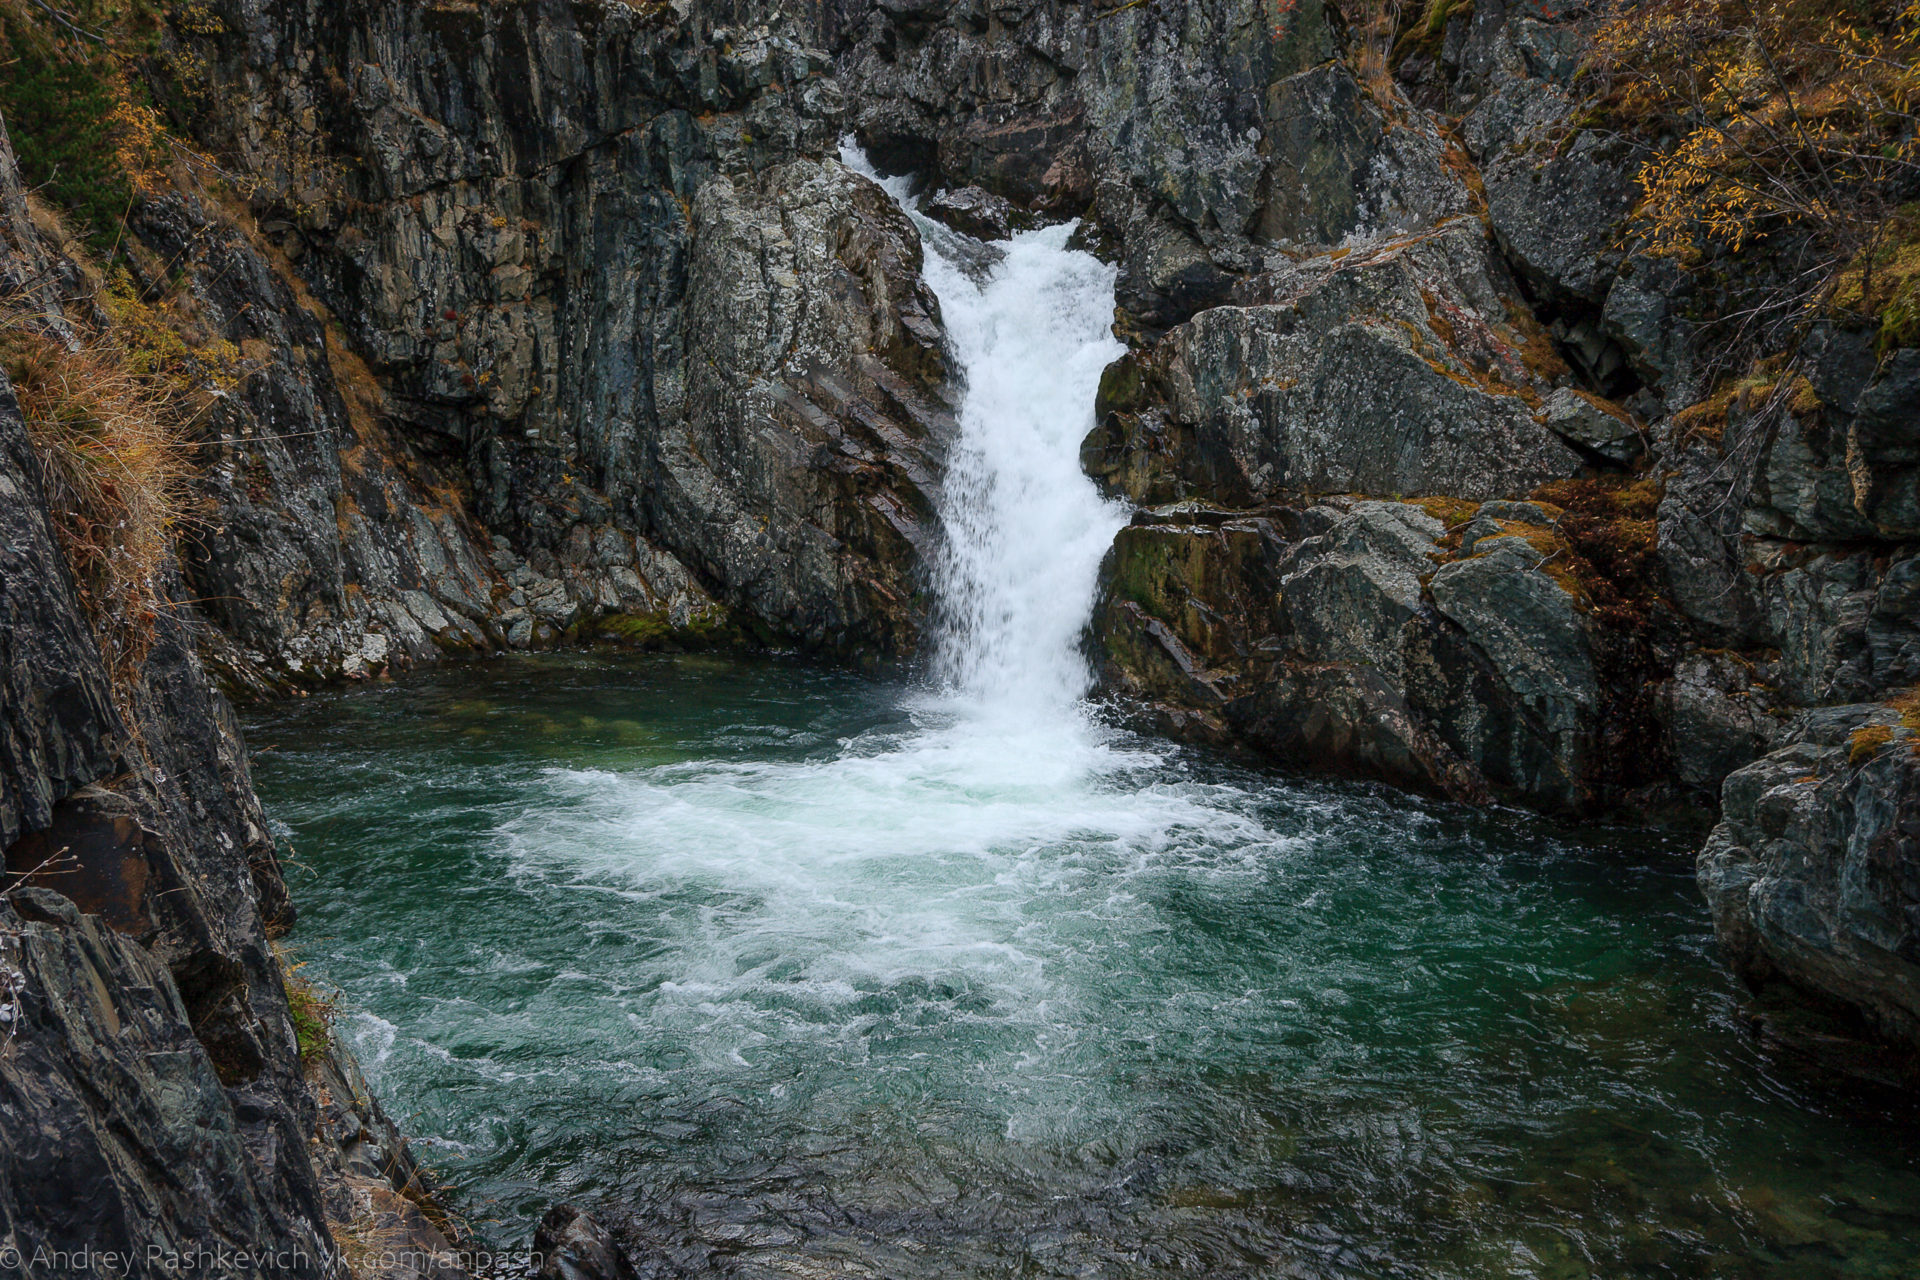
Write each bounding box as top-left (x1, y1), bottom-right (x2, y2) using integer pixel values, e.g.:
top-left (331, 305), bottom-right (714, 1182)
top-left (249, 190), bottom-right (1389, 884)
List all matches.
top-left (0, 295), bottom-right (201, 688)
top-left (275, 946), bottom-right (336, 1066)
top-left (0, 10), bottom-right (130, 248)
top-left (1588, 0), bottom-right (1920, 357)
top-left (0, 0), bottom-right (191, 250)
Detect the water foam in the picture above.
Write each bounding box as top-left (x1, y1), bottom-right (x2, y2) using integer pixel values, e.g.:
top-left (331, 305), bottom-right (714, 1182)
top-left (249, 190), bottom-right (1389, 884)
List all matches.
top-left (499, 144), bottom-right (1272, 1090)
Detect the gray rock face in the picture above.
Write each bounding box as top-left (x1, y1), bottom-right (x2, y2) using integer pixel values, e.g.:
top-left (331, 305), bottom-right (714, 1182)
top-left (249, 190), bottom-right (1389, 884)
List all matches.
top-left (657, 158), bottom-right (951, 652)
top-left (1744, 333), bottom-right (1920, 543)
top-left (1084, 221), bottom-right (1584, 506)
top-left (1252, 63), bottom-right (1471, 249)
top-left (1427, 534), bottom-right (1601, 796)
top-left (830, 0), bottom-right (1334, 230)
top-left (0, 363), bottom-right (342, 1273)
top-left (163, 0), bottom-right (951, 665)
top-left (1662, 653), bottom-right (1781, 795)
top-left (1093, 499), bottom-right (1606, 810)
top-left (0, 892), bottom-right (332, 1275)
top-left (1700, 706), bottom-right (1920, 1047)
top-left (0, 133), bottom-right (460, 1265)
top-left (827, 0), bottom-right (1479, 342)
top-left (0, 394), bottom-right (125, 851)
top-left (1540, 386), bottom-right (1644, 463)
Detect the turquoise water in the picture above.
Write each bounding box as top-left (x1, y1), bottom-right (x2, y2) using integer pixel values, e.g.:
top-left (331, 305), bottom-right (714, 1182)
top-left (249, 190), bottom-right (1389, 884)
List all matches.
top-left (249, 651), bottom-right (1920, 1279)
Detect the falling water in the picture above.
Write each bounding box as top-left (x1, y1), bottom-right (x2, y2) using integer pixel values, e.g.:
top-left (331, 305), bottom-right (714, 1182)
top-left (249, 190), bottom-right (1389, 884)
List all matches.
top-left (908, 190), bottom-right (1130, 714)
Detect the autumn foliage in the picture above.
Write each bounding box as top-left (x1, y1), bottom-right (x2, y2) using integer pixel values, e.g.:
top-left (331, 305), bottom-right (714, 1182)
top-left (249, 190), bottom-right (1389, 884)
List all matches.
top-left (1588, 0), bottom-right (1920, 350)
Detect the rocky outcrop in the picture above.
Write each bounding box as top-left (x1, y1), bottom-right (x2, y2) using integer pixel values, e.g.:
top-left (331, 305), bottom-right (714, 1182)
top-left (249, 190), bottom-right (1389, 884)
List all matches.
top-left (159, 0), bottom-right (954, 668)
top-left (1094, 497), bottom-right (1610, 810)
top-left (1699, 703), bottom-right (1920, 1047)
top-left (816, 0), bottom-right (1920, 1046)
top-left (0, 361), bottom-right (335, 1273)
top-left (0, 887), bottom-right (331, 1273)
top-left (1081, 220), bottom-right (1585, 507)
top-left (0, 116), bottom-right (471, 1269)
top-left (657, 157), bottom-right (950, 652)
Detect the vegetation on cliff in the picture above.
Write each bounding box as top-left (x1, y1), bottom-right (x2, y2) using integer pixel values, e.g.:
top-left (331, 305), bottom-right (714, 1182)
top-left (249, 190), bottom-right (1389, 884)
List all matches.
top-left (1589, 0), bottom-right (1920, 363)
top-left (0, 287), bottom-right (232, 697)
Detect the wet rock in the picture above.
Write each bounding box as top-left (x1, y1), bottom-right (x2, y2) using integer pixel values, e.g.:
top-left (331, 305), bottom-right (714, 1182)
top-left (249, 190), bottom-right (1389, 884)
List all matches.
top-left (1093, 499), bottom-right (1607, 809)
top-left (923, 185), bottom-right (1017, 240)
top-left (1699, 702), bottom-right (1920, 1048)
top-left (536, 1205), bottom-right (639, 1280)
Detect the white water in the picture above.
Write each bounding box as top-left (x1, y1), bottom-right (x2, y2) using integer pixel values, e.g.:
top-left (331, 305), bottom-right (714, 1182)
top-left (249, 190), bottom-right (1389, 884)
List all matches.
top-left (897, 176), bottom-right (1133, 718)
top-left (479, 149), bottom-right (1280, 1068)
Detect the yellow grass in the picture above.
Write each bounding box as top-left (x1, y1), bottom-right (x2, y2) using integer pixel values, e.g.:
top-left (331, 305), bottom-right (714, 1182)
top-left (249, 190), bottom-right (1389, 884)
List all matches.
top-left (1, 299), bottom-right (201, 687)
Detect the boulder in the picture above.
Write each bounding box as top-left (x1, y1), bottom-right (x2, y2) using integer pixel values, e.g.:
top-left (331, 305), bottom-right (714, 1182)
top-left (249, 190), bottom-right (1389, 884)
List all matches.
top-left (536, 1205), bottom-right (638, 1280)
top-left (1699, 703), bottom-right (1920, 1048)
top-left (923, 185), bottom-right (1017, 240)
top-left (1084, 220), bottom-right (1584, 506)
top-left (1539, 386), bottom-right (1644, 464)
top-left (1094, 498), bottom-right (1607, 809)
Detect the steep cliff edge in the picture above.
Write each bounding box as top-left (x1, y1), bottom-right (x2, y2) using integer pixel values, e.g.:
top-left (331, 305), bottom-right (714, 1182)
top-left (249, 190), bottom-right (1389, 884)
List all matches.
top-left (159, 0), bottom-right (953, 673)
top-left (0, 356), bottom-right (453, 1270)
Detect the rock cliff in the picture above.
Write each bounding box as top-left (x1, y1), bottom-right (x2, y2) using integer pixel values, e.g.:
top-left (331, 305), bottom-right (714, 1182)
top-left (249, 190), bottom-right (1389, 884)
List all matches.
top-left (0, 355), bottom-right (459, 1272)
top-left (161, 0), bottom-right (954, 676)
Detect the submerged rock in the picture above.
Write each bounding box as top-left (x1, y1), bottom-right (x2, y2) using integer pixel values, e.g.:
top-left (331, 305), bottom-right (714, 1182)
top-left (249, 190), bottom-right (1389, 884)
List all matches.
top-left (535, 1205), bottom-right (638, 1280)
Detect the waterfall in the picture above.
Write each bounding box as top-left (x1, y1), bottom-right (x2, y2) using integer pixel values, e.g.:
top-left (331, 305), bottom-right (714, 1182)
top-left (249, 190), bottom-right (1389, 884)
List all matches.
top-left (841, 145), bottom-right (1131, 727)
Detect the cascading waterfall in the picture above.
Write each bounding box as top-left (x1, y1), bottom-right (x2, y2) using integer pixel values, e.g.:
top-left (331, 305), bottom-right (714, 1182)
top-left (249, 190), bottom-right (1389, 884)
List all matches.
top-left (845, 144), bottom-right (1131, 728)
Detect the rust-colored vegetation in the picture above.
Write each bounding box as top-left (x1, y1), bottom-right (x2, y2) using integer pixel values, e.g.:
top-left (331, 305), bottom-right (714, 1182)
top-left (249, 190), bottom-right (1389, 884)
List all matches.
top-left (1530, 475), bottom-right (1665, 631)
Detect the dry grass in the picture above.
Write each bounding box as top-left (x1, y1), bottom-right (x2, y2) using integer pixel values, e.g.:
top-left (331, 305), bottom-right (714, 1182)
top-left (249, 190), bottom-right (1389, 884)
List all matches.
top-left (0, 297), bottom-right (203, 689)
top-left (1851, 686), bottom-right (1920, 763)
top-left (1414, 495), bottom-right (1481, 529)
top-left (1347, 0), bottom-right (1408, 112)
top-left (272, 943), bottom-right (337, 1067)
top-left (1851, 723), bottom-right (1896, 765)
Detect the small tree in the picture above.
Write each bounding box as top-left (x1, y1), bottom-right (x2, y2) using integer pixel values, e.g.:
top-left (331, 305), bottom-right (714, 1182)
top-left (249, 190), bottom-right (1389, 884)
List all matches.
top-left (1589, 0), bottom-right (1920, 357)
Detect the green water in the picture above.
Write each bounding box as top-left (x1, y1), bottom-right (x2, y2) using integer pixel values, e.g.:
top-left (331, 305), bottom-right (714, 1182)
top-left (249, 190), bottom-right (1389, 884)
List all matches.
top-left (249, 651), bottom-right (1920, 1279)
